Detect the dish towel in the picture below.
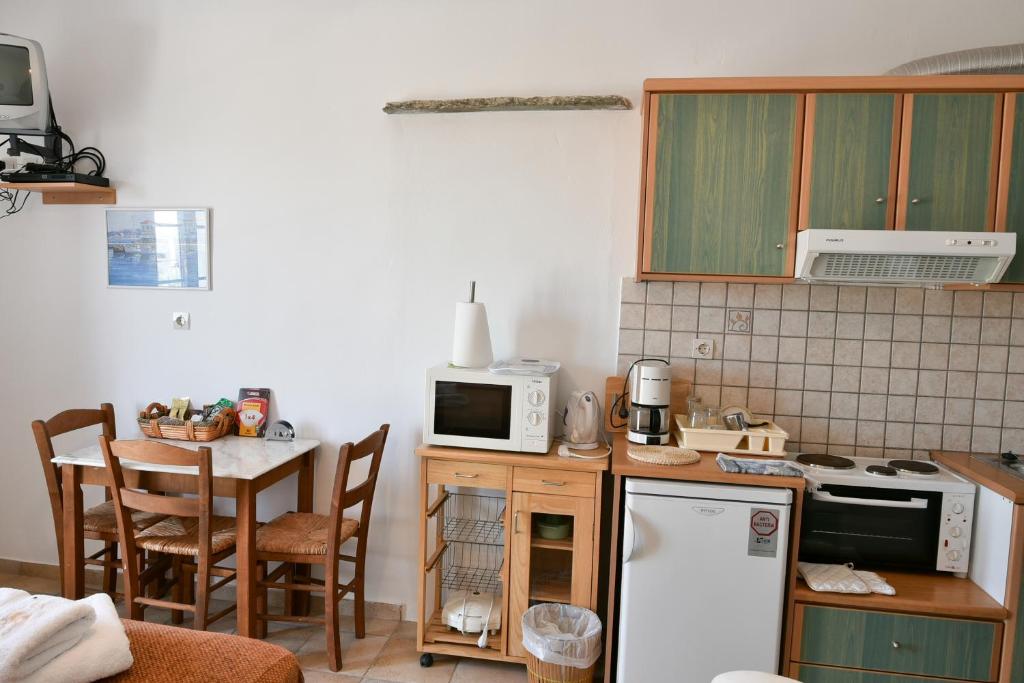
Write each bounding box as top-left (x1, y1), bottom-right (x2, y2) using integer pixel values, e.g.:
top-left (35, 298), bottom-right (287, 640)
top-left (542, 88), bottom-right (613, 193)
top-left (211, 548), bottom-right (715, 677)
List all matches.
top-left (22, 593), bottom-right (134, 683)
top-left (0, 588), bottom-right (96, 680)
top-left (716, 454), bottom-right (805, 477)
top-left (798, 562), bottom-right (896, 596)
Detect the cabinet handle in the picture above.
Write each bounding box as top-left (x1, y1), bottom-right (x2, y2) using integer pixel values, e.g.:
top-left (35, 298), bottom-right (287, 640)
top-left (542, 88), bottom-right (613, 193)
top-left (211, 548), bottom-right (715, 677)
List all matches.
top-left (542, 480), bottom-right (566, 487)
top-left (875, 197), bottom-right (885, 204)
top-left (454, 472), bottom-right (478, 479)
top-left (910, 198), bottom-right (921, 205)
top-left (775, 244), bottom-right (784, 250)
top-left (892, 641), bottom-right (900, 649)
top-left (513, 511), bottom-right (521, 533)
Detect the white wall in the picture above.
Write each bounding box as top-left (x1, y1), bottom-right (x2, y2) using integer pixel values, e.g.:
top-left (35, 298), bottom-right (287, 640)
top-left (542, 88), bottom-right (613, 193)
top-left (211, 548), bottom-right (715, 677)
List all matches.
top-left (1, 0), bottom-right (1022, 610)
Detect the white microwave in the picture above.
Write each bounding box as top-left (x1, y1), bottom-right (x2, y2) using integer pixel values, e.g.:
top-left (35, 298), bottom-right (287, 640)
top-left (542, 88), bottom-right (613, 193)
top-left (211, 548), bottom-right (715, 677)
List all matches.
top-left (424, 365), bottom-right (557, 453)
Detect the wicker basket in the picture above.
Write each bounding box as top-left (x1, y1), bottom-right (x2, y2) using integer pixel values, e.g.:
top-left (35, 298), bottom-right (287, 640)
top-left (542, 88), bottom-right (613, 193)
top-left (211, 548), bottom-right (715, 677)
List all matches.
top-left (526, 654), bottom-right (595, 683)
top-left (137, 402), bottom-right (236, 442)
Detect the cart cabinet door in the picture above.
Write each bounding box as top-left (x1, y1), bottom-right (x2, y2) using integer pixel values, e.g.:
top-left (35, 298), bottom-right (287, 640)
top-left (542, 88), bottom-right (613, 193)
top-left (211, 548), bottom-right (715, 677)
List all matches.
top-left (901, 93), bottom-right (1001, 231)
top-left (644, 93), bottom-right (801, 277)
top-left (506, 492), bottom-right (595, 658)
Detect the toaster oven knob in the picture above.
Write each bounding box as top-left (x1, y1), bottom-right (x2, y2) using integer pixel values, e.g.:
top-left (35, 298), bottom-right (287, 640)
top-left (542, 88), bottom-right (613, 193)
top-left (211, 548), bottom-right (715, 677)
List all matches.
top-left (951, 502), bottom-right (965, 514)
top-left (949, 526), bottom-right (962, 538)
top-left (528, 390), bottom-right (546, 406)
top-left (947, 550), bottom-right (962, 561)
top-left (527, 411), bottom-right (543, 426)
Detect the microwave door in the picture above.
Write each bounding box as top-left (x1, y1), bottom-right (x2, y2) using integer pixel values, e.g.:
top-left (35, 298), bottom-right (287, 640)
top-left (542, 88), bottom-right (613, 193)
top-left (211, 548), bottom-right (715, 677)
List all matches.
top-left (432, 380), bottom-right (515, 447)
top-left (800, 485), bottom-right (943, 571)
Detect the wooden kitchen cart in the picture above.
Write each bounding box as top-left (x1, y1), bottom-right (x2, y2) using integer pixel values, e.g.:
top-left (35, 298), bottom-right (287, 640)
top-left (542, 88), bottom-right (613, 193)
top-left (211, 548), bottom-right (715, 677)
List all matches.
top-left (416, 442), bottom-right (608, 669)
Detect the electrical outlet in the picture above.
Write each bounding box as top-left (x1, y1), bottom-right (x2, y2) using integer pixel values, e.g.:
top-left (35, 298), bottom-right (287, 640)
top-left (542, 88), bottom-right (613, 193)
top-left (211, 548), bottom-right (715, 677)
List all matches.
top-left (692, 338), bottom-right (714, 359)
top-left (172, 312), bottom-right (190, 330)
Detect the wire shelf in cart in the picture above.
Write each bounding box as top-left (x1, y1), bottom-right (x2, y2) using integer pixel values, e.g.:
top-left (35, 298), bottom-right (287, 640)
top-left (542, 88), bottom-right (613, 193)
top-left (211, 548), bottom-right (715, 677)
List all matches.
top-left (442, 493), bottom-right (505, 546)
top-left (440, 541), bottom-right (504, 595)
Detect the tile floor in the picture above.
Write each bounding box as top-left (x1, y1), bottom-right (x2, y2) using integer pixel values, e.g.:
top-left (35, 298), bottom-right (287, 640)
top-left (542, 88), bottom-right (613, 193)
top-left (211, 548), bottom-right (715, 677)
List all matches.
top-left (0, 573), bottom-right (527, 683)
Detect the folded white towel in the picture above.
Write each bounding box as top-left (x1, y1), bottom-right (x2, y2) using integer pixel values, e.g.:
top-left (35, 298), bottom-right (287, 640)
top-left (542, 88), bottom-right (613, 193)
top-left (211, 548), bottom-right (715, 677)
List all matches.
top-left (23, 593), bottom-right (133, 683)
top-left (0, 588), bottom-right (96, 681)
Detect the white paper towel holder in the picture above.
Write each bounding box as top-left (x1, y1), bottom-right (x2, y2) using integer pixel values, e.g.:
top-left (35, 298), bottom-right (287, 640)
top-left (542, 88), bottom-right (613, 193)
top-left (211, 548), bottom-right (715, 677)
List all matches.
top-left (451, 281), bottom-right (493, 369)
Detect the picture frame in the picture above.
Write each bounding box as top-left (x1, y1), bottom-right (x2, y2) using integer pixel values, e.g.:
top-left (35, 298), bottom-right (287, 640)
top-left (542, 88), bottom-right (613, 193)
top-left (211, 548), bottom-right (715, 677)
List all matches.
top-left (105, 208), bottom-right (211, 290)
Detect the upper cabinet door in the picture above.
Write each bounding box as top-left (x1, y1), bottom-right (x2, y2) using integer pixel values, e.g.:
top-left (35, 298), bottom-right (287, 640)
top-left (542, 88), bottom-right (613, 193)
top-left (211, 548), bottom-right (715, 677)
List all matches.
top-left (799, 93), bottom-right (901, 229)
top-left (899, 93), bottom-right (1002, 230)
top-left (997, 92), bottom-right (1024, 283)
top-left (643, 93), bottom-right (802, 277)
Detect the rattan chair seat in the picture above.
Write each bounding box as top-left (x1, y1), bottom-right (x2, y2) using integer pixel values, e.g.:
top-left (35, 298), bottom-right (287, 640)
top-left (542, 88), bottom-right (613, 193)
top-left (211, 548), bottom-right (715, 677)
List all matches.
top-left (135, 515), bottom-right (237, 556)
top-left (82, 500), bottom-right (166, 535)
top-left (255, 512), bottom-right (358, 556)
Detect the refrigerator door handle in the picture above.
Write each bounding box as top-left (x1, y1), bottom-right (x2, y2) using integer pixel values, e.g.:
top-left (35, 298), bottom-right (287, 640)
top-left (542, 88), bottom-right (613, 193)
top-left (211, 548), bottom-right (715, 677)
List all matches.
top-left (623, 505), bottom-right (638, 563)
top-left (812, 490), bottom-right (929, 509)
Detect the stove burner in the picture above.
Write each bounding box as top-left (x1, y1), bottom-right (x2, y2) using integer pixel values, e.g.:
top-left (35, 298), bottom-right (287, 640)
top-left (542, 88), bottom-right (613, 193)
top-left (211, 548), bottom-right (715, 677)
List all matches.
top-left (796, 453), bottom-right (856, 470)
top-left (865, 465), bottom-right (898, 477)
top-left (888, 459), bottom-right (939, 475)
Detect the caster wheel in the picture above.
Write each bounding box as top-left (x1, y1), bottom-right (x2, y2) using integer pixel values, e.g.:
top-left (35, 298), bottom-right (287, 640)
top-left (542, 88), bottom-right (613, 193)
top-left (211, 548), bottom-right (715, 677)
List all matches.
top-left (420, 653), bottom-right (434, 668)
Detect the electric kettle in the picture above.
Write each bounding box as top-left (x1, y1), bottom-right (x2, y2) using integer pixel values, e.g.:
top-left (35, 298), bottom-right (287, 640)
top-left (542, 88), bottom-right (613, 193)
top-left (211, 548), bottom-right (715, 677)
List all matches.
top-left (563, 390), bottom-right (601, 449)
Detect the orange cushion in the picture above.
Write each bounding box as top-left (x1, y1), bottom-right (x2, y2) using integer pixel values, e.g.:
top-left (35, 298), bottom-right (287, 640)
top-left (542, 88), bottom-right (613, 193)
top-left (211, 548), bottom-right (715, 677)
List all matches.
top-left (102, 619), bottom-right (301, 682)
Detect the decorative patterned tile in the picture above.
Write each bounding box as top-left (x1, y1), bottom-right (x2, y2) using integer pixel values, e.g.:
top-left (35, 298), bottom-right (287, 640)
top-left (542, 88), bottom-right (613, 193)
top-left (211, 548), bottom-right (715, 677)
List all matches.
top-left (726, 308), bottom-right (752, 334)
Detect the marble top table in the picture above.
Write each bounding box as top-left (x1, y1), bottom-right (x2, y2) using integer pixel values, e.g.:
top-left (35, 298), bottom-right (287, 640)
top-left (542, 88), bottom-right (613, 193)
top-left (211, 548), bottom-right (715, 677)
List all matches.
top-left (53, 435), bottom-right (321, 479)
top-left (53, 434), bottom-right (320, 638)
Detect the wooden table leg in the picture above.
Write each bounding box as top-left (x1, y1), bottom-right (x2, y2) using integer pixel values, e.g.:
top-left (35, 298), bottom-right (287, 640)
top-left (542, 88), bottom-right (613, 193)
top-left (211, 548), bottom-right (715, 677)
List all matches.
top-left (236, 479), bottom-right (257, 638)
top-left (291, 448), bottom-right (316, 616)
top-left (61, 465), bottom-right (84, 599)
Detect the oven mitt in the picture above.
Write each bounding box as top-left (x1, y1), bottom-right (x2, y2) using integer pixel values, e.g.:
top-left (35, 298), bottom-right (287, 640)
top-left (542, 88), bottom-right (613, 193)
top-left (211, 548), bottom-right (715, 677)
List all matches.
top-left (853, 569), bottom-right (896, 596)
top-left (797, 562), bottom-right (870, 594)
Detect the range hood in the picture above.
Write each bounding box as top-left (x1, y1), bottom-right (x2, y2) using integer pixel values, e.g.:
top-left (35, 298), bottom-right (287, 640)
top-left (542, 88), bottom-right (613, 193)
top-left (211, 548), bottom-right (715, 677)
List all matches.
top-left (795, 229), bottom-right (1016, 287)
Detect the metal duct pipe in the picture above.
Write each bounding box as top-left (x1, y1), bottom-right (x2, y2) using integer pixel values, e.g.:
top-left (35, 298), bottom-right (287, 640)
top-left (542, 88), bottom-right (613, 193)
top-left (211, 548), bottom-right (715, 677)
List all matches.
top-left (887, 42), bottom-right (1024, 75)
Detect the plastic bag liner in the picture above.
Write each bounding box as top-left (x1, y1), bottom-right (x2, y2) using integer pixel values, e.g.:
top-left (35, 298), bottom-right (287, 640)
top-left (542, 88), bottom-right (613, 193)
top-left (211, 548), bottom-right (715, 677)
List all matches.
top-left (521, 603), bottom-right (602, 669)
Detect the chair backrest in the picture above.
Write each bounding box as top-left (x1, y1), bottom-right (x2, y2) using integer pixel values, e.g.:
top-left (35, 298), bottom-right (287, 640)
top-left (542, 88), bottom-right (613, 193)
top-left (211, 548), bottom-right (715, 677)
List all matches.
top-left (31, 404), bottom-right (117, 551)
top-left (99, 437), bottom-right (215, 560)
top-left (327, 424), bottom-right (390, 557)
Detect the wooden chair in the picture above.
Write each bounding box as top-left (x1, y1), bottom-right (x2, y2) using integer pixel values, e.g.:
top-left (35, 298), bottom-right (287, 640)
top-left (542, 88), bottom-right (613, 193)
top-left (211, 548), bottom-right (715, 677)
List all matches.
top-left (100, 437), bottom-right (238, 630)
top-left (255, 424), bottom-right (390, 671)
top-left (32, 404), bottom-right (164, 596)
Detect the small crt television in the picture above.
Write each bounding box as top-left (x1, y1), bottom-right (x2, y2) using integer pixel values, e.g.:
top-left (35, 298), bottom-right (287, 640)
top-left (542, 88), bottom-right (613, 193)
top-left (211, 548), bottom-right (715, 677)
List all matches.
top-left (0, 33), bottom-right (51, 135)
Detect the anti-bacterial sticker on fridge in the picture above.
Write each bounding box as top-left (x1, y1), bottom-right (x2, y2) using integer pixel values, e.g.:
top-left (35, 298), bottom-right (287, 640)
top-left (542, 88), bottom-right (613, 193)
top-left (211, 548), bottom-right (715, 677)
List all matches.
top-left (748, 508), bottom-right (780, 557)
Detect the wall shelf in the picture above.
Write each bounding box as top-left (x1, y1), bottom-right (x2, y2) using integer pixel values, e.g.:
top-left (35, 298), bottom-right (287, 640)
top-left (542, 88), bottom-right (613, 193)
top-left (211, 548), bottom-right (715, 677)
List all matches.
top-left (383, 95), bottom-right (631, 114)
top-left (0, 182), bottom-right (116, 205)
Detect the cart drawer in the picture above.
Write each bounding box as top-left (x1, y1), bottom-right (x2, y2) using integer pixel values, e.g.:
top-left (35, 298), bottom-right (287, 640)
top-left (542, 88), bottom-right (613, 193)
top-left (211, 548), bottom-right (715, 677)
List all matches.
top-left (426, 459), bottom-right (507, 489)
top-left (513, 467), bottom-right (596, 497)
top-left (797, 605), bottom-right (1000, 681)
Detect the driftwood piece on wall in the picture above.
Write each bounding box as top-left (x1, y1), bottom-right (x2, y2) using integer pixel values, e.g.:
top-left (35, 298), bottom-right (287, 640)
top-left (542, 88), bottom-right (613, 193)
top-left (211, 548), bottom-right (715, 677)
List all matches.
top-left (382, 95), bottom-right (632, 114)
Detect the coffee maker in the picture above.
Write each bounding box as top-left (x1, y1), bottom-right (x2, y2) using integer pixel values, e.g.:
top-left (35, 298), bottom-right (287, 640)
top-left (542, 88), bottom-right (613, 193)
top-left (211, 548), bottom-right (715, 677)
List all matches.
top-left (627, 360), bottom-right (672, 445)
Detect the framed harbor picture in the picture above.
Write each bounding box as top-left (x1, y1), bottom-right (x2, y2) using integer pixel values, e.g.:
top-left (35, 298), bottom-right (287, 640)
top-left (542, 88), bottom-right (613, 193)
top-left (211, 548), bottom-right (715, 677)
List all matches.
top-left (106, 208), bottom-right (210, 289)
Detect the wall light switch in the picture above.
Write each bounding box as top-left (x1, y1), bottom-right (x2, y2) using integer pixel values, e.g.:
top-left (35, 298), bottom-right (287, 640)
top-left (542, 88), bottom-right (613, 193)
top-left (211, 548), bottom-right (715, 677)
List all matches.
top-left (692, 338), bottom-right (714, 359)
top-left (172, 312), bottom-right (190, 330)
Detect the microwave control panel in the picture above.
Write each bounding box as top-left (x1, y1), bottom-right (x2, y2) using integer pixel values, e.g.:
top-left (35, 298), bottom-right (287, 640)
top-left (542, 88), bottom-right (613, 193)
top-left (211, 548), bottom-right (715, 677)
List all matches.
top-left (520, 375), bottom-right (556, 453)
top-left (937, 492), bottom-right (974, 574)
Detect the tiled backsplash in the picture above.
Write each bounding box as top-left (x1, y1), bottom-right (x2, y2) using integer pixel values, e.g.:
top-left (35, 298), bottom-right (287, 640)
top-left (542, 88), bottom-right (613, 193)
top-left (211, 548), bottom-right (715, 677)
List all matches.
top-left (618, 277), bottom-right (1024, 459)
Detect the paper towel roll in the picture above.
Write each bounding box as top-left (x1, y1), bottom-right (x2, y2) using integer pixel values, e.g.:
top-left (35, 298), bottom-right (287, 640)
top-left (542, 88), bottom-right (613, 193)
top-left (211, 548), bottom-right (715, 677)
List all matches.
top-left (452, 301), bottom-right (493, 368)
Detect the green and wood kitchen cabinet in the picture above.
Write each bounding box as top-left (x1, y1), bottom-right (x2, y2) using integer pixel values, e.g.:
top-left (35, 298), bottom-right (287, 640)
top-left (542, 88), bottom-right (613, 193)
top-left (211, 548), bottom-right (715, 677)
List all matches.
top-left (636, 76), bottom-right (1024, 285)
top-left (789, 605), bottom-right (1004, 683)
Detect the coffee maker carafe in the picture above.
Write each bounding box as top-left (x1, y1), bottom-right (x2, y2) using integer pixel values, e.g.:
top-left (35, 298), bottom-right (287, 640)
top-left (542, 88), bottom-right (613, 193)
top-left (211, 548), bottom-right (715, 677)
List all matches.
top-left (627, 360), bottom-right (672, 445)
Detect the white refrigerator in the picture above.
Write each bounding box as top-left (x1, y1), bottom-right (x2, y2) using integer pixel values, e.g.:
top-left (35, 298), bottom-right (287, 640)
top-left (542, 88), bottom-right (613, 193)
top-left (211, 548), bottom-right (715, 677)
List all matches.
top-left (616, 478), bottom-right (792, 682)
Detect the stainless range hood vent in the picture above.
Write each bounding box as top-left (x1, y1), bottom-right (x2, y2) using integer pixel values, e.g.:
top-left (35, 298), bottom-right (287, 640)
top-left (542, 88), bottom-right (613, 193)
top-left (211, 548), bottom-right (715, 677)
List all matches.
top-left (795, 230), bottom-right (1016, 287)
top-left (815, 253), bottom-right (985, 282)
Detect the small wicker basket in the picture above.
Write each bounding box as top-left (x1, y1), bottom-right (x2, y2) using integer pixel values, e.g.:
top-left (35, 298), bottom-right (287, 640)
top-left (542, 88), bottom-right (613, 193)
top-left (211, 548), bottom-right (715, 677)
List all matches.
top-left (137, 402), bottom-right (236, 442)
top-left (526, 654), bottom-right (595, 683)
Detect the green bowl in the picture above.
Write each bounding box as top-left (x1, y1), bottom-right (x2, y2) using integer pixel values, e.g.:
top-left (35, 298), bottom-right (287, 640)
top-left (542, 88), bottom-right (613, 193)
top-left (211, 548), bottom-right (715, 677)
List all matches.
top-left (536, 514), bottom-right (571, 540)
